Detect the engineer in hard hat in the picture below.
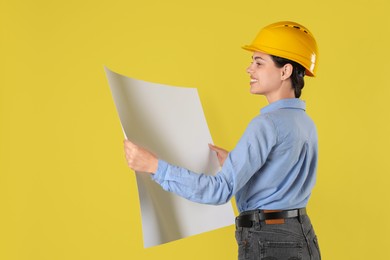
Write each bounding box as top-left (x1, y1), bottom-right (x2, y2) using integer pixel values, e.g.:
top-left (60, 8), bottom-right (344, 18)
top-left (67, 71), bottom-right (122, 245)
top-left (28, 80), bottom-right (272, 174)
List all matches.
top-left (124, 21), bottom-right (321, 260)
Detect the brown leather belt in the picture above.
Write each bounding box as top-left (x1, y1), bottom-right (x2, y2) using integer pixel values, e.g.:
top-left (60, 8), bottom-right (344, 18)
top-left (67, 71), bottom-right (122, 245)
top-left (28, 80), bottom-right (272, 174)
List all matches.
top-left (236, 208), bottom-right (307, 226)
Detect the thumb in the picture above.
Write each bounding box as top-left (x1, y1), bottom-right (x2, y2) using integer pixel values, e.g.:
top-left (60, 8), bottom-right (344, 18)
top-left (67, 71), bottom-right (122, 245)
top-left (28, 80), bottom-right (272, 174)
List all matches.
top-left (208, 143), bottom-right (223, 153)
top-left (208, 143), bottom-right (217, 151)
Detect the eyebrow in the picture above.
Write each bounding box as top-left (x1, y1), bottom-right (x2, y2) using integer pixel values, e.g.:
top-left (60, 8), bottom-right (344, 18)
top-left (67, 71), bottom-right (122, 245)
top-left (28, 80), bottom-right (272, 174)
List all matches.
top-left (252, 56), bottom-right (265, 61)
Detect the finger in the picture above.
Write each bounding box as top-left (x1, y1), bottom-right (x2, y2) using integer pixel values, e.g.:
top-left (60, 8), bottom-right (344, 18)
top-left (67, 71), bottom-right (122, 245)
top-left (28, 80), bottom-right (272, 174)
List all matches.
top-left (124, 139), bottom-right (138, 148)
top-left (209, 143), bottom-right (222, 152)
top-left (124, 144), bottom-right (132, 155)
top-left (208, 143), bottom-right (217, 150)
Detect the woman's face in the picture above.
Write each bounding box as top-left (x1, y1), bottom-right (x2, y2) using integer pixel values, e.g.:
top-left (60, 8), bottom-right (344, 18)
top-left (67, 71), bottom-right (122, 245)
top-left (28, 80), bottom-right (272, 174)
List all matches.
top-left (246, 51), bottom-right (284, 96)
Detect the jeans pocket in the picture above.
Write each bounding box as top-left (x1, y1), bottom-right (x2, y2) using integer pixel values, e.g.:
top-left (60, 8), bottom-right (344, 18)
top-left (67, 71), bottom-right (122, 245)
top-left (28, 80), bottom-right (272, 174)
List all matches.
top-left (259, 241), bottom-right (303, 260)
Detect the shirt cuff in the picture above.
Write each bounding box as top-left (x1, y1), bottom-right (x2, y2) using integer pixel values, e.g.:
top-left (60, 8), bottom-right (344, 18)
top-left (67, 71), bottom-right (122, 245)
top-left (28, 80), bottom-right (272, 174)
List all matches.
top-left (151, 159), bottom-right (169, 182)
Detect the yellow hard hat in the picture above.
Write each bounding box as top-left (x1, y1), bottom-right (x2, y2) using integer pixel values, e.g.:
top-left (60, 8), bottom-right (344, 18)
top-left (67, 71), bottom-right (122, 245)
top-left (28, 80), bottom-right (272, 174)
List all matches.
top-left (242, 21), bottom-right (319, 77)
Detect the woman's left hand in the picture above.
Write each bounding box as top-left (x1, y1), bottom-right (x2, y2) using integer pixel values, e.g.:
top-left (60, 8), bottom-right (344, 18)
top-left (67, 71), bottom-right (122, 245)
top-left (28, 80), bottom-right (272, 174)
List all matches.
top-left (208, 143), bottom-right (229, 166)
top-left (124, 140), bottom-right (158, 173)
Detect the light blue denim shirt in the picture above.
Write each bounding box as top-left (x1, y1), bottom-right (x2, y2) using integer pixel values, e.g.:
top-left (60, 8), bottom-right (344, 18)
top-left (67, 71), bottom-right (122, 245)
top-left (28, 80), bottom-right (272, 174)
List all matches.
top-left (152, 98), bottom-right (318, 213)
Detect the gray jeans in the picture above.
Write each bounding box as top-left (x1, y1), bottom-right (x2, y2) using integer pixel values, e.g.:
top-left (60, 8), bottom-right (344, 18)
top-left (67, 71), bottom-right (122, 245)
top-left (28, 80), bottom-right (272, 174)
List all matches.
top-left (235, 212), bottom-right (321, 260)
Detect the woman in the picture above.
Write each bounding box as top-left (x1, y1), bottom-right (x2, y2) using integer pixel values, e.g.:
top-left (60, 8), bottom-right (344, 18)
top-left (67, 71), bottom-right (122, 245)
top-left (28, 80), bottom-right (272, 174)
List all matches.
top-left (124, 21), bottom-right (321, 260)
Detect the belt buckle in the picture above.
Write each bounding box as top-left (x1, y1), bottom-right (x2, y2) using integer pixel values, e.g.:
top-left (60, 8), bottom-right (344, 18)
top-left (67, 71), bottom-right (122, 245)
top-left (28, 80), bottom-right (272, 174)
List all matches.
top-left (263, 210), bottom-right (285, 225)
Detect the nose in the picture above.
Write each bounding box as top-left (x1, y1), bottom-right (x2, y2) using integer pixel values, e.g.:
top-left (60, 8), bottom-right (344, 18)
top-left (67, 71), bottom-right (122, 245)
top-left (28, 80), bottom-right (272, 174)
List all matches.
top-left (246, 63), bottom-right (253, 74)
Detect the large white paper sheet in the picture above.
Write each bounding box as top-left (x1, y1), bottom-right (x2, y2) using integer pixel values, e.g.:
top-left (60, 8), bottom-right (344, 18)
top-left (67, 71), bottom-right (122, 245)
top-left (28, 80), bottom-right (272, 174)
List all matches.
top-left (105, 68), bottom-right (235, 248)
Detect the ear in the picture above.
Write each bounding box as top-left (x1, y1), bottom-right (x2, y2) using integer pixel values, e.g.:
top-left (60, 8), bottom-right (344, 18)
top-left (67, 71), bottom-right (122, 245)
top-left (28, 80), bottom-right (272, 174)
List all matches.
top-left (280, 64), bottom-right (293, 80)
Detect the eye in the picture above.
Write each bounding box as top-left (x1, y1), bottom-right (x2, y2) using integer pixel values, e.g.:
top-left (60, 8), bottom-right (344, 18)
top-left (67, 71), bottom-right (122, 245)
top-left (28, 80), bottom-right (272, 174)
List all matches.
top-left (250, 61), bottom-right (262, 67)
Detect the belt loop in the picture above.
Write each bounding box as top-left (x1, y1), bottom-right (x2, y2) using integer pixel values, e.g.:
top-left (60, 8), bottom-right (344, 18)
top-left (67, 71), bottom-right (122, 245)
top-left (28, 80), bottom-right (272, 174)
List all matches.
top-left (298, 208), bottom-right (303, 224)
top-left (254, 210), bottom-right (261, 230)
top-left (254, 210), bottom-right (260, 222)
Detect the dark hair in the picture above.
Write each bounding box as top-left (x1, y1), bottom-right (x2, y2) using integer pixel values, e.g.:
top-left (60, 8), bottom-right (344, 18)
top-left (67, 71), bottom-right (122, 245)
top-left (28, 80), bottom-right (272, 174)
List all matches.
top-left (270, 55), bottom-right (306, 98)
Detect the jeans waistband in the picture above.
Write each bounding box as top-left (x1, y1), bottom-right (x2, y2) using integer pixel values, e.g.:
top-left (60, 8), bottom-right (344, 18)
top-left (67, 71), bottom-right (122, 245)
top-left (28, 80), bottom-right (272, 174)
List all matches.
top-left (236, 208), bottom-right (307, 227)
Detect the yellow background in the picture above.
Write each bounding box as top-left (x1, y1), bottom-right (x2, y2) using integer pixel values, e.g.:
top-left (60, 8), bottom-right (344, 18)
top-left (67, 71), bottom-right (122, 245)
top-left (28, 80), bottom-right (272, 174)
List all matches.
top-left (1, 0), bottom-right (389, 259)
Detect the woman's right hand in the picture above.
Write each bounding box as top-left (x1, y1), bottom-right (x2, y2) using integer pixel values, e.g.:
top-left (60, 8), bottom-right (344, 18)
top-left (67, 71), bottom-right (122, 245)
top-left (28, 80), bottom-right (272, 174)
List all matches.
top-left (208, 144), bottom-right (229, 166)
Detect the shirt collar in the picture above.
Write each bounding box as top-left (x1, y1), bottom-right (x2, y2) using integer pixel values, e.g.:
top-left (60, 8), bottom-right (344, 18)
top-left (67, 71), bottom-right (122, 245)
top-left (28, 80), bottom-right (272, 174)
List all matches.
top-left (260, 98), bottom-right (306, 114)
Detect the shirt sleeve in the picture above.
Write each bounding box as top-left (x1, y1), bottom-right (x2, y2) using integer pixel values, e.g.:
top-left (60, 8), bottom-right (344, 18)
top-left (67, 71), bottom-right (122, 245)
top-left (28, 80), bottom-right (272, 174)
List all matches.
top-left (151, 115), bottom-right (277, 205)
